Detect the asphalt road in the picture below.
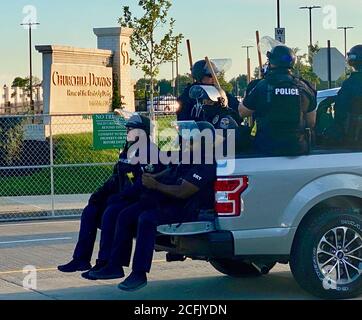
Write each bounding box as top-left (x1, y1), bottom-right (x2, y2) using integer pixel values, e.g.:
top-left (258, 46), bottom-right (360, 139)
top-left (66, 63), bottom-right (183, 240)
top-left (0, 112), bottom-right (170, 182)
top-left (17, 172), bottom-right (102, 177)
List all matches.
top-left (0, 219), bottom-right (358, 301)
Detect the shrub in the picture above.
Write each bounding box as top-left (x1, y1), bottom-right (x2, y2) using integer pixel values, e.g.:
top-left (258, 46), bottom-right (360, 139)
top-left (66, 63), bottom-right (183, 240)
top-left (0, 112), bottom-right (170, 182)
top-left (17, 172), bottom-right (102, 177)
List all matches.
top-left (0, 118), bottom-right (24, 166)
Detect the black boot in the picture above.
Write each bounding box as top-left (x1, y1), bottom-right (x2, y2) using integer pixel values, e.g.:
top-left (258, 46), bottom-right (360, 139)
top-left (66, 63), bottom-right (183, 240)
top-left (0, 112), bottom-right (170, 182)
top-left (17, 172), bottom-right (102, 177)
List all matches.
top-left (81, 260), bottom-right (108, 280)
top-left (58, 260), bottom-right (92, 273)
top-left (118, 271), bottom-right (147, 292)
top-left (88, 264), bottom-right (125, 280)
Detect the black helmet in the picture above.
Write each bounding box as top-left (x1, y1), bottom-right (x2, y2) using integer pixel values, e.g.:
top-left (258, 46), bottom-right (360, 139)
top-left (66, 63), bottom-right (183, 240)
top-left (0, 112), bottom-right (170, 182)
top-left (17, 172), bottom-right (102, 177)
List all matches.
top-left (347, 45), bottom-right (362, 70)
top-left (267, 45), bottom-right (296, 69)
top-left (125, 113), bottom-right (151, 136)
top-left (192, 60), bottom-right (218, 82)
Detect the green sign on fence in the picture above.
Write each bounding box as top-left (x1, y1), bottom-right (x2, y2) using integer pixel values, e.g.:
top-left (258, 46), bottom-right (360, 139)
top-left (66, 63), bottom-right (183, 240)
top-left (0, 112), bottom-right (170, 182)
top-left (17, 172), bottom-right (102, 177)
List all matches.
top-left (93, 114), bottom-right (127, 150)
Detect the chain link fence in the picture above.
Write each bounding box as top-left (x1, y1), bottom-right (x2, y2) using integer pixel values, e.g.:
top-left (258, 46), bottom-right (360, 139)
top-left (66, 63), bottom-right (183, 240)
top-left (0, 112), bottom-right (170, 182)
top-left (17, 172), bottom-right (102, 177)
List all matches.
top-left (0, 112), bottom-right (176, 222)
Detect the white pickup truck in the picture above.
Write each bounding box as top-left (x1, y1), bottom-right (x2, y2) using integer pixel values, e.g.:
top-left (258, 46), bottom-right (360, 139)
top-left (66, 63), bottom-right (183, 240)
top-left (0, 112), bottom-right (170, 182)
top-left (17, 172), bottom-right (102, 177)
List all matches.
top-left (156, 88), bottom-right (362, 300)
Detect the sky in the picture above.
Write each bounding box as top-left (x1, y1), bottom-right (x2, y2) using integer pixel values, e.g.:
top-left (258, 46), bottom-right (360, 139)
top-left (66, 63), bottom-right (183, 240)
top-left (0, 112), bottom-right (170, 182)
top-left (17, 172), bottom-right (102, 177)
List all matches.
top-left (1, 0), bottom-right (362, 86)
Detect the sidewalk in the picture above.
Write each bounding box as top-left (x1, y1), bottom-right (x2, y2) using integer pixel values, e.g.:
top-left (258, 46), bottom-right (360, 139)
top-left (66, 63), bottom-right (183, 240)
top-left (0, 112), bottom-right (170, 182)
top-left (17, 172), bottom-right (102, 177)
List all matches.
top-left (0, 194), bottom-right (89, 221)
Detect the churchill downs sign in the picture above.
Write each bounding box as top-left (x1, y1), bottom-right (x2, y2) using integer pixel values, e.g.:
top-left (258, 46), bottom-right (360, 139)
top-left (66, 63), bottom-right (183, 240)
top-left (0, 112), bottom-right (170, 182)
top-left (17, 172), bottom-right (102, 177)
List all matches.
top-left (49, 64), bottom-right (113, 113)
top-left (52, 71), bottom-right (112, 88)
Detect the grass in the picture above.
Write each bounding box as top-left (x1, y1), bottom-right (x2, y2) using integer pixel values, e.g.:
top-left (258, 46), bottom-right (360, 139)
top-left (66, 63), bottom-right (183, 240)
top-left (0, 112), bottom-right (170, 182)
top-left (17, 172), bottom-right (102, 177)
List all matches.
top-left (0, 115), bottom-right (176, 197)
top-left (0, 133), bottom-right (118, 197)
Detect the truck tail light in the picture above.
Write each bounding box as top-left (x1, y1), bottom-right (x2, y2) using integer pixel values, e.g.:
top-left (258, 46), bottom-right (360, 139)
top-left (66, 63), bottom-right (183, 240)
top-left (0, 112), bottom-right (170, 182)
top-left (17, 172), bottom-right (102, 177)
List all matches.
top-left (214, 177), bottom-right (249, 216)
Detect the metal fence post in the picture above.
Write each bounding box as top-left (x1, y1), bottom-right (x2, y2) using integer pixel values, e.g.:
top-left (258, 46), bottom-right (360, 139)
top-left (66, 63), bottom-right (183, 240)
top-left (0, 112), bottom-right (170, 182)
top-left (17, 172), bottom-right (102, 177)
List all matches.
top-left (49, 114), bottom-right (55, 217)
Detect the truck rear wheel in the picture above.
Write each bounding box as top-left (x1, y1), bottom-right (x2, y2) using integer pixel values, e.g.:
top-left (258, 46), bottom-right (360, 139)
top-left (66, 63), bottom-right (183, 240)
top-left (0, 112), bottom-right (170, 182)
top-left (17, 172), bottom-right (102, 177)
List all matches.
top-left (290, 208), bottom-right (362, 299)
top-left (210, 259), bottom-right (275, 277)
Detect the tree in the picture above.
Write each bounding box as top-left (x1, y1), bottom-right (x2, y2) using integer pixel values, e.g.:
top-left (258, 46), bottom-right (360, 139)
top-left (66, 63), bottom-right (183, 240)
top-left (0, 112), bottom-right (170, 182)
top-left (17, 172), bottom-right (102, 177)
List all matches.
top-left (176, 74), bottom-right (193, 94)
top-left (0, 118), bottom-right (24, 166)
top-left (230, 74), bottom-right (248, 97)
top-left (292, 48), bottom-right (319, 87)
top-left (135, 78), bottom-right (151, 100)
top-left (119, 0), bottom-right (183, 119)
top-left (12, 77), bottom-right (28, 88)
top-left (112, 74), bottom-right (124, 111)
top-left (308, 43), bottom-right (320, 65)
top-left (11, 76), bottom-right (41, 93)
top-left (158, 79), bottom-right (173, 95)
top-left (217, 72), bottom-right (233, 93)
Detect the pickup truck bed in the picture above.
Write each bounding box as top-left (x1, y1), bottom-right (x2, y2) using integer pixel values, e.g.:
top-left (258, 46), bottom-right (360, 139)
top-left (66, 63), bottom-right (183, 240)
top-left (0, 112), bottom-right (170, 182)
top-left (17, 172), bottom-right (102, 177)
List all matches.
top-left (156, 150), bottom-right (362, 299)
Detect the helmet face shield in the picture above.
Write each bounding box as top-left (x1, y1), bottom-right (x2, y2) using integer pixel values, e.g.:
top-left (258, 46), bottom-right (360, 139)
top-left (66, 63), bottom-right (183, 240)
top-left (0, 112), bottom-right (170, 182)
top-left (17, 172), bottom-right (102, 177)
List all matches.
top-left (192, 59), bottom-right (232, 82)
top-left (259, 36), bottom-right (296, 68)
top-left (259, 36), bottom-right (286, 55)
top-left (189, 85), bottom-right (221, 102)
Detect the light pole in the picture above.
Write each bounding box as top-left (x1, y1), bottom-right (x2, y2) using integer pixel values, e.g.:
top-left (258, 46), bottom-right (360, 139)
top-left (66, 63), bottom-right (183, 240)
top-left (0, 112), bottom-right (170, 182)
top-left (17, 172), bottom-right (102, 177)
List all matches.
top-left (337, 26), bottom-right (354, 58)
top-left (277, 0), bottom-right (281, 28)
top-left (20, 22), bottom-right (40, 112)
top-left (242, 45), bottom-right (254, 83)
top-left (299, 6), bottom-right (321, 51)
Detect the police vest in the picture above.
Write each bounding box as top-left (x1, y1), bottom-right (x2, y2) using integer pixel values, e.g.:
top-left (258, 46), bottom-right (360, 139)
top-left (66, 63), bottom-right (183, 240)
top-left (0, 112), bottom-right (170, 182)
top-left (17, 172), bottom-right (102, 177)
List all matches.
top-left (256, 74), bottom-right (307, 155)
top-left (345, 73), bottom-right (362, 144)
top-left (347, 102), bottom-right (362, 144)
top-left (201, 105), bottom-right (241, 128)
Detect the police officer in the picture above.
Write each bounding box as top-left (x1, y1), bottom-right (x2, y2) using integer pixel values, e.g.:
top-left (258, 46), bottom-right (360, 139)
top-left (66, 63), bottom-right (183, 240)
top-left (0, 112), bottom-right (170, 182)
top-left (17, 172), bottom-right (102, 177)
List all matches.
top-left (58, 113), bottom-right (162, 274)
top-left (333, 45), bottom-right (362, 146)
top-left (239, 45), bottom-right (317, 156)
top-left (188, 84), bottom-right (250, 153)
top-left (177, 59), bottom-right (241, 120)
top-left (88, 122), bottom-right (218, 291)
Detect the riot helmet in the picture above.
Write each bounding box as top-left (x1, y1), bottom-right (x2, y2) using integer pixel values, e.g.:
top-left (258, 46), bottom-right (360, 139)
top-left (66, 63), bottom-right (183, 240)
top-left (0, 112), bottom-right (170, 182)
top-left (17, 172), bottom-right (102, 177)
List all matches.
top-left (192, 60), bottom-right (218, 83)
top-left (125, 113), bottom-right (151, 136)
top-left (267, 45), bottom-right (296, 69)
top-left (347, 45), bottom-right (362, 71)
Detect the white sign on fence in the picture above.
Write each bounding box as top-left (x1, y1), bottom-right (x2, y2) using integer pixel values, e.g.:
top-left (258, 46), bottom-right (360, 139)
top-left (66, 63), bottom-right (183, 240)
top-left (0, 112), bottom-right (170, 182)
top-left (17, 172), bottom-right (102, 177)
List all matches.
top-left (24, 125), bottom-right (46, 141)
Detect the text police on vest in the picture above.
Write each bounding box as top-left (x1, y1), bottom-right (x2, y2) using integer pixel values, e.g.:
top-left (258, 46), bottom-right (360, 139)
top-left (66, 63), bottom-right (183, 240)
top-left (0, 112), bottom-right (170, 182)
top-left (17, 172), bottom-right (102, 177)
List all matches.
top-left (275, 88), bottom-right (300, 95)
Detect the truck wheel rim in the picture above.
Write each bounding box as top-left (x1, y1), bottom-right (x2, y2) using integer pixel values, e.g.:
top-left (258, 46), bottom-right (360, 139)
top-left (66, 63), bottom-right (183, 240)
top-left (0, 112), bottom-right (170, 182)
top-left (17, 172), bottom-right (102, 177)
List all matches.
top-left (317, 226), bottom-right (362, 286)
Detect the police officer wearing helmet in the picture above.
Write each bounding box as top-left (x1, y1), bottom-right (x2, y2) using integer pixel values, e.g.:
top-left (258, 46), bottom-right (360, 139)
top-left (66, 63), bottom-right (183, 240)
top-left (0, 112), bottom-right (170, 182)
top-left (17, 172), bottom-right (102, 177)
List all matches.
top-left (177, 59), bottom-right (241, 121)
top-left (333, 45), bottom-right (362, 147)
top-left (188, 84), bottom-right (250, 153)
top-left (58, 113), bottom-right (163, 275)
top-left (239, 45), bottom-right (317, 156)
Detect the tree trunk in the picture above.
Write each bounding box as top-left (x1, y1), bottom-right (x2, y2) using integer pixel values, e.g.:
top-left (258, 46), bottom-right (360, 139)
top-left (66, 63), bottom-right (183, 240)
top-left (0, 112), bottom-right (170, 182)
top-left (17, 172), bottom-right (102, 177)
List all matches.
top-left (149, 75), bottom-right (156, 143)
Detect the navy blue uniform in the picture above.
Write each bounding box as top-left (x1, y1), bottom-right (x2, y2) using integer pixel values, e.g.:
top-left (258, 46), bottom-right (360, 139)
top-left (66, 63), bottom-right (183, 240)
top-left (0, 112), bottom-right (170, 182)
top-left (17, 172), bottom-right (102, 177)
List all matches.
top-left (245, 79), bottom-right (262, 98)
top-left (72, 140), bottom-right (163, 264)
top-left (243, 69), bottom-right (317, 156)
top-left (104, 162), bottom-right (216, 273)
top-left (334, 71), bottom-right (362, 146)
top-left (177, 83), bottom-right (241, 121)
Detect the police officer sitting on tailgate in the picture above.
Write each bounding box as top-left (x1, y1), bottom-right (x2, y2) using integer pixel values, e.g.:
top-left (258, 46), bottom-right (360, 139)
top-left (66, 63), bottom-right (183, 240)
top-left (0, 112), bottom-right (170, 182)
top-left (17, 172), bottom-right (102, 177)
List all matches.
top-left (88, 122), bottom-right (218, 291)
top-left (238, 45), bottom-right (317, 156)
top-left (58, 113), bottom-right (162, 274)
top-left (333, 45), bottom-right (362, 147)
top-left (177, 59), bottom-right (241, 120)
